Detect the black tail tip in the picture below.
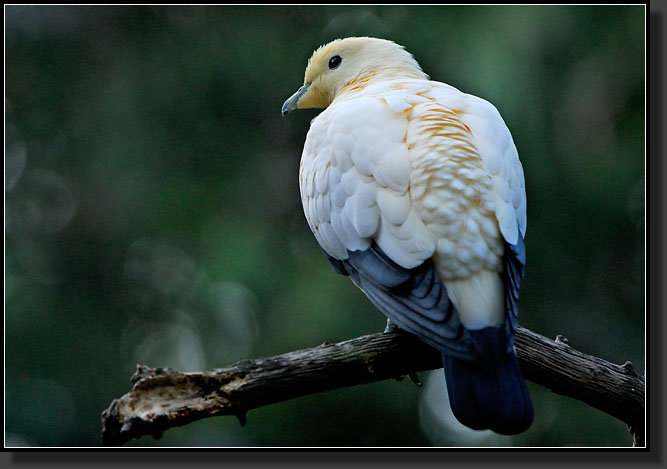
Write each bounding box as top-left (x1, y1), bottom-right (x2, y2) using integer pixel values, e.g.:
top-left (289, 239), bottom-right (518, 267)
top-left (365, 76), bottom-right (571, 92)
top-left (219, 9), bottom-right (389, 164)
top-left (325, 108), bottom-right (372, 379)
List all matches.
top-left (449, 389), bottom-right (534, 435)
top-left (442, 326), bottom-right (534, 435)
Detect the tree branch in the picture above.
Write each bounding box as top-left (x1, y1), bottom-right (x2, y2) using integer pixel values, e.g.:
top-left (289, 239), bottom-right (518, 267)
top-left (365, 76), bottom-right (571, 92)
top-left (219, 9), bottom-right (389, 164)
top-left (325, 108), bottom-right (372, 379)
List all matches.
top-left (101, 326), bottom-right (645, 447)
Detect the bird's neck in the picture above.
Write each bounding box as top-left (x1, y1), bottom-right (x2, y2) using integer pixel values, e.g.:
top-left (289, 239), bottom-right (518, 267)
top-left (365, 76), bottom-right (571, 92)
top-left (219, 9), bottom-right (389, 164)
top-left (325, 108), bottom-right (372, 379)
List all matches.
top-left (337, 67), bottom-right (428, 97)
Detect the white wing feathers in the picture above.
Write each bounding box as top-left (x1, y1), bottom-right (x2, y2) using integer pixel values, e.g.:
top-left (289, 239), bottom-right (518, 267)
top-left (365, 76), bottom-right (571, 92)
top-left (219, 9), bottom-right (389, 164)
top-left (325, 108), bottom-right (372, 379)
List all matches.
top-left (460, 98), bottom-right (526, 246)
top-left (299, 80), bottom-right (526, 278)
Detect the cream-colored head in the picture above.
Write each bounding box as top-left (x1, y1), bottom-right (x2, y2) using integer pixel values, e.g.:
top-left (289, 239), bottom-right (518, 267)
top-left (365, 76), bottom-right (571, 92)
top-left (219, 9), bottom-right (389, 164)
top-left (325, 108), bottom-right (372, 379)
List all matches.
top-left (282, 37), bottom-right (428, 115)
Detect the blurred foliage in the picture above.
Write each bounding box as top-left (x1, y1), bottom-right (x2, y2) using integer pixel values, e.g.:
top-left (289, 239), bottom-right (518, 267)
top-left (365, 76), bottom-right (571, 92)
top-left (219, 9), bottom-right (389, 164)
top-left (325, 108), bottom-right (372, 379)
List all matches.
top-left (5, 5), bottom-right (645, 447)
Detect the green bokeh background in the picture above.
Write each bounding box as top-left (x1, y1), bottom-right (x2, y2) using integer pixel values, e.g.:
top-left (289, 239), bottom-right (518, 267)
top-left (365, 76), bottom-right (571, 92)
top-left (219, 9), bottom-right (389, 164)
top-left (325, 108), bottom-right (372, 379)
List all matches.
top-left (5, 5), bottom-right (645, 447)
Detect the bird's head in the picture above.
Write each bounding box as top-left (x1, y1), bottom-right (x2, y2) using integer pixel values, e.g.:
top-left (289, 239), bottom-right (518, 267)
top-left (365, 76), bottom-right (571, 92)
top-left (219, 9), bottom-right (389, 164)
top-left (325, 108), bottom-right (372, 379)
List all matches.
top-left (282, 37), bottom-right (428, 115)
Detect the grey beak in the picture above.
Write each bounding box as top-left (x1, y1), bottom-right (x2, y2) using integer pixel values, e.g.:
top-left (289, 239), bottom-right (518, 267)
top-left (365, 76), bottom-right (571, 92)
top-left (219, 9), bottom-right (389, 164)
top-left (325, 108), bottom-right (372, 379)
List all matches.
top-left (281, 83), bottom-right (311, 115)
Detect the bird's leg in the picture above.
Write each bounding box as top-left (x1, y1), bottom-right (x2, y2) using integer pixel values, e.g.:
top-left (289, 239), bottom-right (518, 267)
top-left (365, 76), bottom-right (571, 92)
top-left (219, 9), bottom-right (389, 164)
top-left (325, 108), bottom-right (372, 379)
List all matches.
top-left (386, 319), bottom-right (404, 382)
top-left (384, 319), bottom-right (422, 387)
top-left (384, 318), bottom-right (398, 334)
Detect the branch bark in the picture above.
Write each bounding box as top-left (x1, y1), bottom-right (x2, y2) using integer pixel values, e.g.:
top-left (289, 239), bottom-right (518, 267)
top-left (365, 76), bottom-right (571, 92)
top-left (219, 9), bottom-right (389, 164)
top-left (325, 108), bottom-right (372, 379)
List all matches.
top-left (101, 326), bottom-right (645, 447)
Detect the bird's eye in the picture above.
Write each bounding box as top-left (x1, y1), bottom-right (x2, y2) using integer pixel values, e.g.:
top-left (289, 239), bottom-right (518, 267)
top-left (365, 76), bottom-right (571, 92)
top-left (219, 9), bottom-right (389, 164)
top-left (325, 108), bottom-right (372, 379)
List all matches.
top-left (328, 55), bottom-right (342, 69)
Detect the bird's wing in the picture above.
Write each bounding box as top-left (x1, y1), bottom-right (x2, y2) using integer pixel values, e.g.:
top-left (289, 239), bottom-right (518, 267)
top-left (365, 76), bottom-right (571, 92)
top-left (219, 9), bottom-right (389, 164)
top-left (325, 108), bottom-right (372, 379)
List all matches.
top-left (455, 91), bottom-right (527, 246)
top-left (408, 81), bottom-right (526, 249)
top-left (299, 82), bottom-right (525, 353)
top-left (452, 88), bottom-right (527, 336)
top-left (414, 82), bottom-right (527, 336)
top-left (300, 91), bottom-right (479, 357)
top-left (503, 230), bottom-right (525, 342)
top-left (323, 242), bottom-right (476, 359)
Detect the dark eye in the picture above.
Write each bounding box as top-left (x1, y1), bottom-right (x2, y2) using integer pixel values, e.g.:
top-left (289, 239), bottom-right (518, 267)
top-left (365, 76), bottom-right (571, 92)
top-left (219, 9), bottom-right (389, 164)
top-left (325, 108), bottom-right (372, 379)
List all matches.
top-left (328, 55), bottom-right (342, 69)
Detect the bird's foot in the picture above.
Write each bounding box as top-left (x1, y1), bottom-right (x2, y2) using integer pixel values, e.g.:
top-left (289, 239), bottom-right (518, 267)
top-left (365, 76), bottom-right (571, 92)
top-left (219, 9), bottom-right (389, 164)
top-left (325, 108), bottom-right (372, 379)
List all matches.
top-left (407, 371), bottom-right (423, 387)
top-left (394, 371), bottom-right (423, 387)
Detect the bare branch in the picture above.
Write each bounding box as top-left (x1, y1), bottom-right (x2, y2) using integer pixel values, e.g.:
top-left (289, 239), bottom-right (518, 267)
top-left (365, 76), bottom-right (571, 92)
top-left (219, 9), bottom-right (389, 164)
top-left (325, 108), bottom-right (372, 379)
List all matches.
top-left (101, 326), bottom-right (645, 447)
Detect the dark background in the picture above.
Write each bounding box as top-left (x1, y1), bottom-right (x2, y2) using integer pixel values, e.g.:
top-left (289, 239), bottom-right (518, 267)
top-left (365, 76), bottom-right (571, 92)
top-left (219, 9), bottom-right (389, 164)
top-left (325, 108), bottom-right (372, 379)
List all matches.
top-left (5, 5), bottom-right (645, 447)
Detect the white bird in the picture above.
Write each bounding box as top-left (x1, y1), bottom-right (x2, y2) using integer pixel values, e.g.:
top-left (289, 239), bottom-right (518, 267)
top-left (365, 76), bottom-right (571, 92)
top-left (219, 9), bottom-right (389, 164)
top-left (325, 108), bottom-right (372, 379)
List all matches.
top-left (282, 37), bottom-right (532, 434)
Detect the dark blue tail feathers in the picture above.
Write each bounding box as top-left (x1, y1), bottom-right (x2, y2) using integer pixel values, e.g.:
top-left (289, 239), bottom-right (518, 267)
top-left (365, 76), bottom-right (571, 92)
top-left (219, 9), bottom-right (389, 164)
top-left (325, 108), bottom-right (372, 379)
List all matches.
top-left (442, 326), bottom-right (533, 435)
